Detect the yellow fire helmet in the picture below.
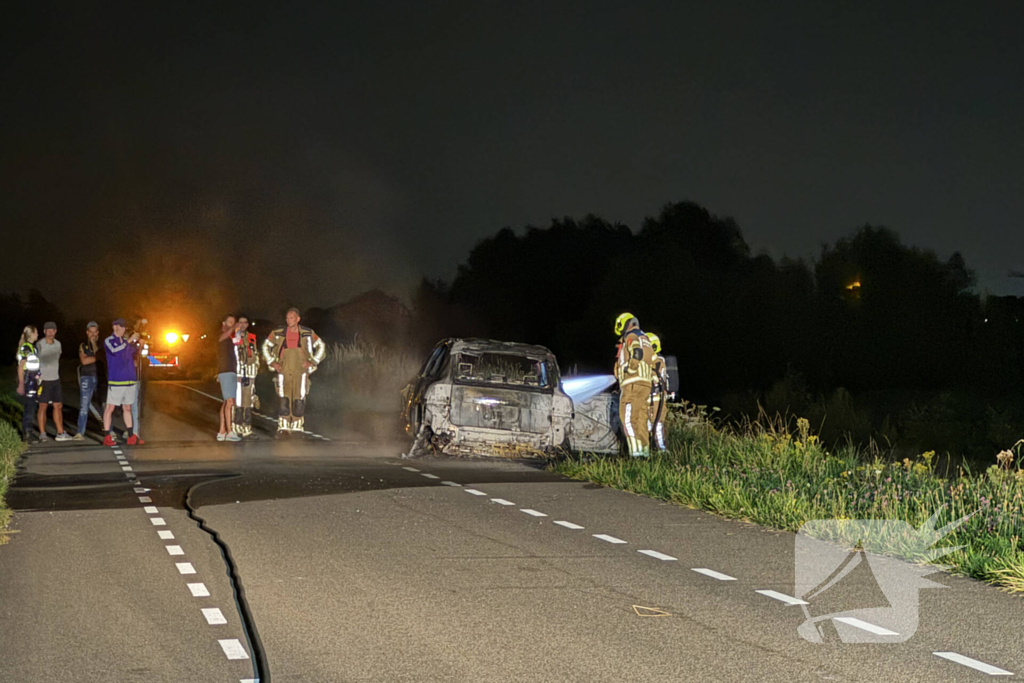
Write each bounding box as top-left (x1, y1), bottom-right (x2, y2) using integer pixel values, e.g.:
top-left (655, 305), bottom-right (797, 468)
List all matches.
top-left (614, 312), bottom-right (636, 336)
top-left (647, 332), bottom-right (661, 354)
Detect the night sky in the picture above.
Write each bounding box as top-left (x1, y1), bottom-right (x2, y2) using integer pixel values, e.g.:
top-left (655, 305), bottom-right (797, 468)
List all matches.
top-left (4, 1), bottom-right (1023, 318)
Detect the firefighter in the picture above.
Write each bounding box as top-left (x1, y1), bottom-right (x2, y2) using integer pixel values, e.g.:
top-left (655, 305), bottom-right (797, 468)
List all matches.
top-left (261, 308), bottom-right (326, 437)
top-left (232, 314), bottom-right (261, 438)
top-left (646, 333), bottom-right (670, 451)
top-left (613, 312), bottom-right (656, 457)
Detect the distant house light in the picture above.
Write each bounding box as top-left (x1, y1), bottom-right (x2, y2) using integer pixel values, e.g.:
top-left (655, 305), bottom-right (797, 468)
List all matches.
top-left (846, 281), bottom-right (862, 290)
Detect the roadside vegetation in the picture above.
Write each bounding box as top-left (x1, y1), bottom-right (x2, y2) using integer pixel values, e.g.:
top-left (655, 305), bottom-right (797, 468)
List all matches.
top-left (0, 394), bottom-right (27, 543)
top-left (553, 402), bottom-right (1024, 593)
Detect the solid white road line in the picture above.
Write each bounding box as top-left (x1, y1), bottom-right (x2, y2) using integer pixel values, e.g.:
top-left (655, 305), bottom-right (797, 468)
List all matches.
top-left (490, 499), bottom-right (515, 506)
top-left (158, 530), bottom-right (175, 540)
top-left (464, 489), bottom-right (487, 496)
top-left (691, 568), bottom-right (736, 581)
top-left (833, 617), bottom-right (898, 636)
top-left (202, 608), bottom-right (227, 625)
top-left (175, 562), bottom-right (196, 575)
top-left (421, 473), bottom-right (440, 479)
top-left (138, 496), bottom-right (152, 503)
top-left (218, 639), bottom-right (250, 660)
top-left (441, 481), bottom-right (462, 487)
top-left (143, 506), bottom-right (159, 514)
top-left (166, 545), bottom-right (184, 556)
top-left (554, 521), bottom-right (584, 529)
top-left (402, 467), bottom-right (420, 472)
top-left (638, 550), bottom-right (677, 561)
top-left (150, 517), bottom-right (166, 526)
top-left (187, 583), bottom-right (210, 597)
top-left (756, 590), bottom-right (809, 606)
top-left (593, 534), bottom-right (627, 544)
top-left (521, 509), bottom-right (548, 517)
top-left (933, 652), bottom-right (1013, 676)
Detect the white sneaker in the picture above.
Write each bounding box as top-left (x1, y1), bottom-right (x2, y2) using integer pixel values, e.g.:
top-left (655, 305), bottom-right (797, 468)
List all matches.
top-left (55, 432), bottom-right (73, 442)
top-left (225, 432), bottom-right (241, 442)
top-left (217, 432), bottom-right (226, 441)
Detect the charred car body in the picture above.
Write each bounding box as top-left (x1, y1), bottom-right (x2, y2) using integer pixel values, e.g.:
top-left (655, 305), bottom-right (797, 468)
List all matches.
top-left (401, 338), bottom-right (620, 457)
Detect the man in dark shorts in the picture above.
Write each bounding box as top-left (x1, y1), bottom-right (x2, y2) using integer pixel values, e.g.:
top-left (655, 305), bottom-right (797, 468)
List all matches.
top-left (74, 321), bottom-right (101, 440)
top-left (37, 321), bottom-right (72, 442)
top-left (217, 314), bottom-right (241, 442)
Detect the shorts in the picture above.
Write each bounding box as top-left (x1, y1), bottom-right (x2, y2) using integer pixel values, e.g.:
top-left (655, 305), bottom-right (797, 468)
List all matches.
top-left (218, 372), bottom-right (237, 401)
top-left (108, 383), bottom-right (138, 406)
top-left (38, 380), bottom-right (63, 405)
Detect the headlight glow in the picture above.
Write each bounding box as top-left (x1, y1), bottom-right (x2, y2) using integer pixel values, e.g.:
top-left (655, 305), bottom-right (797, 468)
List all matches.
top-left (165, 332), bottom-right (179, 344)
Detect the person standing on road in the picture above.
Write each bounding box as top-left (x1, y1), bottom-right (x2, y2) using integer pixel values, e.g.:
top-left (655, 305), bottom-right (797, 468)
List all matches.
top-left (613, 312), bottom-right (655, 458)
top-left (15, 325), bottom-right (42, 443)
top-left (36, 322), bottom-right (72, 442)
top-left (74, 321), bottom-right (101, 441)
top-left (262, 308), bottom-right (326, 438)
top-left (217, 314), bottom-right (241, 442)
top-left (102, 318), bottom-right (140, 446)
top-left (232, 314), bottom-right (260, 439)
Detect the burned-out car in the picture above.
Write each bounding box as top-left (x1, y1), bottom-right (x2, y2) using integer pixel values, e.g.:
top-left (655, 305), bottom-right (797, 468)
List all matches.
top-left (401, 338), bottom-right (620, 457)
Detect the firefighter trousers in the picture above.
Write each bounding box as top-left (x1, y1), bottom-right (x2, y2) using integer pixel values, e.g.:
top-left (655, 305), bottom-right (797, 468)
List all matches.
top-left (275, 347), bottom-right (310, 432)
top-left (620, 381), bottom-right (652, 457)
top-left (233, 377), bottom-right (255, 436)
top-left (649, 389), bottom-right (667, 451)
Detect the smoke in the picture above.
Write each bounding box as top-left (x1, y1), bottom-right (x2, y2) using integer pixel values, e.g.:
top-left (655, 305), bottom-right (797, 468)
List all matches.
top-left (562, 374), bottom-right (617, 405)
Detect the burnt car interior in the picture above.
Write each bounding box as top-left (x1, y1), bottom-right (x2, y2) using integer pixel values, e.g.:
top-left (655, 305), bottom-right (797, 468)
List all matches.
top-left (454, 352), bottom-right (553, 390)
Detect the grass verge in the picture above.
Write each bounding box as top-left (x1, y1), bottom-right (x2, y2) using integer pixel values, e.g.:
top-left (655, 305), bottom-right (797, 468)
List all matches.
top-left (0, 393), bottom-right (27, 544)
top-left (552, 403), bottom-right (1024, 593)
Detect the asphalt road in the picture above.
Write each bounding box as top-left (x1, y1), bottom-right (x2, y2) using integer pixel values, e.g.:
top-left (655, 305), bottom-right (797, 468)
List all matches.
top-left (1, 381), bottom-right (1022, 682)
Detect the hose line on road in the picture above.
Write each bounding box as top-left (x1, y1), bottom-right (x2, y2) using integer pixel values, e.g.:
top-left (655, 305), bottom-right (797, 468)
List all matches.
top-left (184, 476), bottom-right (270, 683)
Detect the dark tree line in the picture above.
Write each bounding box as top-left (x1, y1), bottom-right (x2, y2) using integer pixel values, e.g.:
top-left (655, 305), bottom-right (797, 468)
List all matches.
top-left (419, 201), bottom-right (1022, 405)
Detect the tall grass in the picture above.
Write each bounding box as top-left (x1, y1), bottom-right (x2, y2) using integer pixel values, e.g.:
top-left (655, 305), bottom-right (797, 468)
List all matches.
top-left (0, 394), bottom-right (27, 543)
top-left (553, 403), bottom-right (1024, 592)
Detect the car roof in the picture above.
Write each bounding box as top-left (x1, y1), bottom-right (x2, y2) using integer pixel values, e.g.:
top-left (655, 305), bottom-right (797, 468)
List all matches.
top-left (443, 338), bottom-right (557, 362)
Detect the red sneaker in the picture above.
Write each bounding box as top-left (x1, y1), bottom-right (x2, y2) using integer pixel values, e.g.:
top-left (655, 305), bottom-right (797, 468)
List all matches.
top-left (135, 436), bottom-right (146, 445)
top-left (127, 435), bottom-right (138, 446)
top-left (103, 434), bottom-right (116, 447)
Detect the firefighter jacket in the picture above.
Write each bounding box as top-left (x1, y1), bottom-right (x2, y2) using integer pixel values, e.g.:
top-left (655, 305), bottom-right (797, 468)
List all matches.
top-left (262, 326), bottom-right (326, 374)
top-left (615, 329), bottom-right (655, 387)
top-left (234, 332), bottom-right (260, 379)
top-left (652, 353), bottom-right (669, 392)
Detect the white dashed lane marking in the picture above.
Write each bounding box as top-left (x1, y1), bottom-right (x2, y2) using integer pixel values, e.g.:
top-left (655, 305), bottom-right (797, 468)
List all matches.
top-left (138, 496), bottom-right (152, 503)
top-left (833, 617), bottom-right (898, 636)
top-left (933, 652), bottom-right (1013, 676)
top-left (441, 481), bottom-right (461, 487)
top-left (421, 473), bottom-right (440, 479)
top-left (202, 608), bottom-right (228, 625)
top-left (166, 545), bottom-right (184, 556)
top-left (188, 583), bottom-right (211, 597)
top-left (691, 568), bottom-right (736, 581)
top-left (113, 450), bottom-right (122, 455)
top-left (158, 530), bottom-right (175, 540)
top-left (402, 467), bottom-right (420, 472)
top-left (756, 590), bottom-right (809, 606)
top-left (175, 562), bottom-right (196, 575)
top-left (520, 509), bottom-right (547, 517)
top-left (638, 550), bottom-right (677, 561)
top-left (464, 489), bottom-right (487, 496)
top-left (122, 466), bottom-right (133, 471)
top-left (134, 487), bottom-right (149, 493)
top-left (150, 518), bottom-right (166, 526)
top-left (593, 534), bottom-right (628, 544)
top-left (554, 521), bottom-right (584, 530)
top-left (490, 498), bottom-right (515, 506)
top-left (218, 639), bottom-right (250, 660)
top-left (143, 506), bottom-right (159, 514)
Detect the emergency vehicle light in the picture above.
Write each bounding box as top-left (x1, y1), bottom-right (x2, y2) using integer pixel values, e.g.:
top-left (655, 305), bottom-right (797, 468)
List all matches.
top-left (165, 332), bottom-right (179, 344)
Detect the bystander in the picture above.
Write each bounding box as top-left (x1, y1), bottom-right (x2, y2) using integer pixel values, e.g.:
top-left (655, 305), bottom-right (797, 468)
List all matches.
top-left (217, 314), bottom-right (241, 442)
top-left (36, 322), bottom-right (72, 441)
top-left (15, 325), bottom-right (41, 443)
top-left (74, 321), bottom-right (101, 440)
top-left (102, 318), bottom-right (140, 446)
